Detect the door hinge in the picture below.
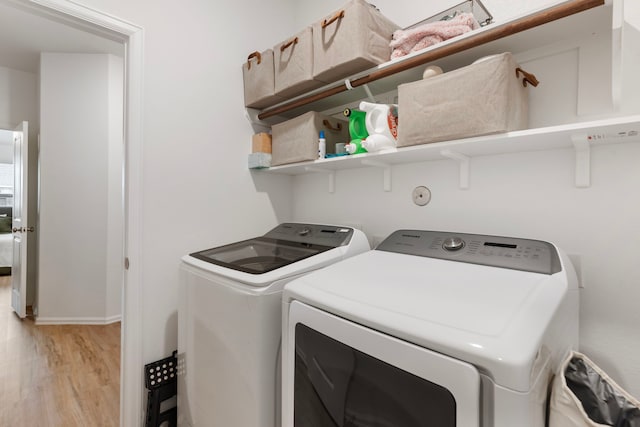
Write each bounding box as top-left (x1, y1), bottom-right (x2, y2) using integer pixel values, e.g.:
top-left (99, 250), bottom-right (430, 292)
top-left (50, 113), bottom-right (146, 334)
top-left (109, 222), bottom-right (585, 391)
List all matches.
top-left (124, 257), bottom-right (130, 270)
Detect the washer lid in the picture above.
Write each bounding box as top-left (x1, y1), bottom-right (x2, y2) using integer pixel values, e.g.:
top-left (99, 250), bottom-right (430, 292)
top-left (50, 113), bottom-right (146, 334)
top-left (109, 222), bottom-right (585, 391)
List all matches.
top-left (182, 223), bottom-right (370, 287)
top-left (190, 237), bottom-right (332, 275)
top-left (283, 248), bottom-right (571, 392)
top-left (189, 223), bottom-right (355, 275)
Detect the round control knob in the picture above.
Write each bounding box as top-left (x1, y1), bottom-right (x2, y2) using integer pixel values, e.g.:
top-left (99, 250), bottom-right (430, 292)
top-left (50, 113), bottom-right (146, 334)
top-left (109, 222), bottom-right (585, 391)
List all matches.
top-left (442, 236), bottom-right (465, 251)
top-left (298, 228), bottom-right (311, 236)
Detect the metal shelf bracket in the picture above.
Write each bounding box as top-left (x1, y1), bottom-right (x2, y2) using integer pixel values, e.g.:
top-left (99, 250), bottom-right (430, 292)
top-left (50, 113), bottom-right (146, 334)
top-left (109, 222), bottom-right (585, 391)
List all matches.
top-left (361, 159), bottom-right (391, 191)
top-left (440, 149), bottom-right (470, 190)
top-left (305, 166), bottom-right (336, 193)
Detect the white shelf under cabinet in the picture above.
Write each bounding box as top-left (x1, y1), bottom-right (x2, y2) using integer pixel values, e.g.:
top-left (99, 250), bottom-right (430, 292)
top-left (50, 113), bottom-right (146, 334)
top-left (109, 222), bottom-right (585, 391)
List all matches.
top-left (262, 115), bottom-right (640, 191)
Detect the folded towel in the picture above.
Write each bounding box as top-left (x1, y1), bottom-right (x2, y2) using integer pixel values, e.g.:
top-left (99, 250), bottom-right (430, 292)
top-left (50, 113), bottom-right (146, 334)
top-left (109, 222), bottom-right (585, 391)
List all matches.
top-left (390, 12), bottom-right (479, 59)
top-left (248, 152), bottom-right (272, 169)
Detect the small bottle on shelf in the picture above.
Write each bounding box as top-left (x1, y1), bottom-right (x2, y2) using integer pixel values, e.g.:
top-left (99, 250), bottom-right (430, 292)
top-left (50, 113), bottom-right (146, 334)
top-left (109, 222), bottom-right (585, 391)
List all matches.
top-left (318, 130), bottom-right (326, 159)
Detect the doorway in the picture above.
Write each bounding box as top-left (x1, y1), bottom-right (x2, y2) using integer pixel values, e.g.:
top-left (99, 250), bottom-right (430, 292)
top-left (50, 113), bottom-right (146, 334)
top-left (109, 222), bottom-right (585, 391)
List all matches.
top-left (0, 0), bottom-right (143, 425)
top-left (0, 129), bottom-right (14, 279)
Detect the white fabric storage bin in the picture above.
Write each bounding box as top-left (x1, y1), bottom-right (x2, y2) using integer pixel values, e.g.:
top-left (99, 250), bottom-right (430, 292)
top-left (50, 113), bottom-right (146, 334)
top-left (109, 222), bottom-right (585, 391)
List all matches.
top-left (271, 112), bottom-right (349, 166)
top-left (274, 27), bottom-right (324, 99)
top-left (549, 351), bottom-right (640, 427)
top-left (312, 0), bottom-right (399, 83)
top-left (242, 49), bottom-right (282, 109)
top-left (397, 52), bottom-right (533, 147)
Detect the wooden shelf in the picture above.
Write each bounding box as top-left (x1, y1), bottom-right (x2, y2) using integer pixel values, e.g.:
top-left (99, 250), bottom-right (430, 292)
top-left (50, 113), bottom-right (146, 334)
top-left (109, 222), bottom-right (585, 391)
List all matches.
top-left (261, 116), bottom-right (640, 190)
top-left (254, 0), bottom-right (605, 123)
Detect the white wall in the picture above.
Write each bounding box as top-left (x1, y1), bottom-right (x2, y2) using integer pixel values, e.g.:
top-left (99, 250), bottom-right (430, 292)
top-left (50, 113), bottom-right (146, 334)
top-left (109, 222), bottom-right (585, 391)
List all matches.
top-left (38, 53), bottom-right (123, 322)
top-left (68, 0), bottom-right (295, 363)
top-left (619, 0), bottom-right (640, 114)
top-left (106, 55), bottom-right (124, 321)
top-left (0, 64), bottom-right (38, 305)
top-left (0, 66), bottom-right (37, 131)
top-left (0, 130), bottom-right (12, 163)
top-left (288, 0), bottom-right (640, 398)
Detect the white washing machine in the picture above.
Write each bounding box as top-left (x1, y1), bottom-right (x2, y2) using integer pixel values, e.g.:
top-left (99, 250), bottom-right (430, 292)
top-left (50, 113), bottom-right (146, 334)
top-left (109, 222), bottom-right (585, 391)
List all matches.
top-left (282, 229), bottom-right (579, 427)
top-left (177, 223), bottom-right (370, 427)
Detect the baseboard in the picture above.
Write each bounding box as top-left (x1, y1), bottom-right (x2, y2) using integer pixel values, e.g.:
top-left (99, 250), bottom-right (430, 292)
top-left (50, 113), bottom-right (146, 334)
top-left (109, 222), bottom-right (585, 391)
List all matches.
top-left (104, 314), bottom-right (122, 324)
top-left (35, 314), bottom-right (122, 325)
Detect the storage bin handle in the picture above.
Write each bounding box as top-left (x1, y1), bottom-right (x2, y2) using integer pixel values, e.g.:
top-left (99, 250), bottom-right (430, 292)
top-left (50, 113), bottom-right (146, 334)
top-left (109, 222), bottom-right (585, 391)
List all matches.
top-left (515, 67), bottom-right (539, 87)
top-left (321, 10), bottom-right (345, 28)
top-left (323, 119), bottom-right (343, 132)
top-left (246, 51), bottom-right (262, 70)
top-left (280, 37), bottom-right (299, 52)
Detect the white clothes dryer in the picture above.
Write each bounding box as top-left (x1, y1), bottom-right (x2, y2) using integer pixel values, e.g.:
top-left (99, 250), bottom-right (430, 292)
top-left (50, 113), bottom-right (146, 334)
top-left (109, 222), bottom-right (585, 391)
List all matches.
top-left (282, 229), bottom-right (579, 427)
top-left (177, 223), bottom-right (369, 427)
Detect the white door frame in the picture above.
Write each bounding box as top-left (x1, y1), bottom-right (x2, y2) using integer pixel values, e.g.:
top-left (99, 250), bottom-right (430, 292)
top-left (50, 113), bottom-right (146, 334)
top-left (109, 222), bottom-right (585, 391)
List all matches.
top-left (6, 0), bottom-right (144, 425)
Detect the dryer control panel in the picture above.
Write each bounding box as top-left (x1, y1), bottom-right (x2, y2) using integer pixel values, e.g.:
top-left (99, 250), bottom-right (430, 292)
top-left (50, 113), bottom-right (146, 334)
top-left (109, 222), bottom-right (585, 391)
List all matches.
top-left (376, 230), bottom-right (561, 274)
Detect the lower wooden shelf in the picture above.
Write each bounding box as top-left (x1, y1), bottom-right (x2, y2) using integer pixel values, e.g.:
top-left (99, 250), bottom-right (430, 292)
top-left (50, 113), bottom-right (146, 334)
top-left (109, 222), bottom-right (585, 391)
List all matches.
top-left (259, 115), bottom-right (640, 191)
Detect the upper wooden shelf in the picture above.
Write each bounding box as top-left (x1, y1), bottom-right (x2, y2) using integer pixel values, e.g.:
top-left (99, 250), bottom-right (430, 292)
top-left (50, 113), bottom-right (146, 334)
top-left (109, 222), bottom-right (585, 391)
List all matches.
top-left (254, 0), bottom-right (606, 123)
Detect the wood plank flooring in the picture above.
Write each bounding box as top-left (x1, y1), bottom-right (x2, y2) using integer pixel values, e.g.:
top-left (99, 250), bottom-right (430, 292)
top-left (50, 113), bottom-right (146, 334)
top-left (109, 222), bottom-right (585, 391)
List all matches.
top-left (0, 276), bottom-right (120, 426)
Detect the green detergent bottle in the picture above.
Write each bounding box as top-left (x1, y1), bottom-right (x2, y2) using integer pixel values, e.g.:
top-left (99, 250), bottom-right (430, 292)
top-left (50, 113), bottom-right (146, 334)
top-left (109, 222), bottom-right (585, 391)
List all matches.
top-left (344, 108), bottom-right (369, 141)
top-left (343, 108), bottom-right (369, 154)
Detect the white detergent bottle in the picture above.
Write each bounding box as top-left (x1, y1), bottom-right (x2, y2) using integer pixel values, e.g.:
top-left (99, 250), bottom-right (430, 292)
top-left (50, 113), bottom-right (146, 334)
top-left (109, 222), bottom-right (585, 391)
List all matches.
top-left (362, 133), bottom-right (395, 152)
top-left (359, 101), bottom-right (399, 152)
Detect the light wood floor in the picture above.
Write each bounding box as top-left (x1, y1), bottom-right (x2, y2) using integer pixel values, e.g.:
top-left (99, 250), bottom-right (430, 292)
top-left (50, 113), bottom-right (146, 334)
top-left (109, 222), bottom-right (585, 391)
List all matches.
top-left (0, 276), bottom-right (120, 426)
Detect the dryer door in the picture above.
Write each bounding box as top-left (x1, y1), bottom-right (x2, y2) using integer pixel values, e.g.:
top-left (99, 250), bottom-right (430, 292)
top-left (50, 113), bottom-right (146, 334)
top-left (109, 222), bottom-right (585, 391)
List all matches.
top-left (283, 301), bottom-right (481, 427)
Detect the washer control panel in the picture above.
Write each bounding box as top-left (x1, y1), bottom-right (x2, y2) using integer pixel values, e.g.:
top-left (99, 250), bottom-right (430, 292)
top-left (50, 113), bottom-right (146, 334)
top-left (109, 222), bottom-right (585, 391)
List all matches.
top-left (264, 223), bottom-right (354, 248)
top-left (376, 230), bottom-right (561, 274)
top-left (442, 236), bottom-right (465, 251)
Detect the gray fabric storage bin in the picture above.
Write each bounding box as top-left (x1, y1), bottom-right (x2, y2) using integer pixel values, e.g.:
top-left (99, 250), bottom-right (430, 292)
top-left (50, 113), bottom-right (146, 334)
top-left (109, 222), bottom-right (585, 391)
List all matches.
top-left (274, 27), bottom-right (324, 99)
top-left (242, 49), bottom-right (282, 109)
top-left (272, 111), bottom-right (349, 166)
top-left (312, 0), bottom-right (399, 83)
top-left (398, 52), bottom-right (532, 147)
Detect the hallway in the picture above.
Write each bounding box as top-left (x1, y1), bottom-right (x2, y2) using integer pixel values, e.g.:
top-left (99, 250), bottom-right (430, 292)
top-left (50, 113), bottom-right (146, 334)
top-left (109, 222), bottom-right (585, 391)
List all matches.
top-left (0, 276), bottom-right (120, 426)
